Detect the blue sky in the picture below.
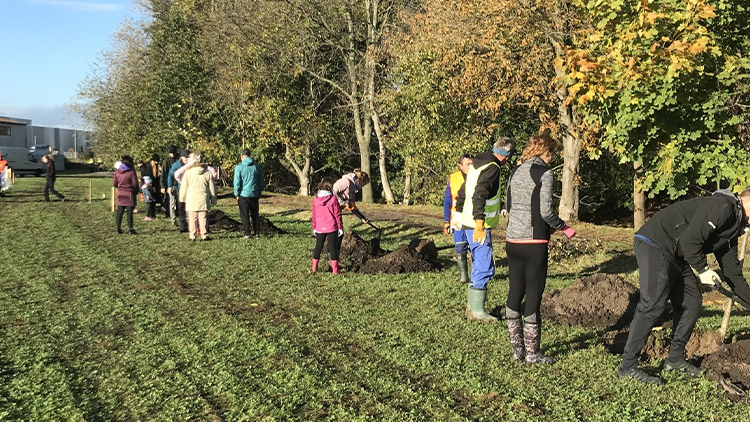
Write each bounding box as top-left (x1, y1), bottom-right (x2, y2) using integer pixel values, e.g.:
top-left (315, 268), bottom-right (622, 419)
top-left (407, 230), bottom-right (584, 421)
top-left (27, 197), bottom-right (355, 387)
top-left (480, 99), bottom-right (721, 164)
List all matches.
top-left (0, 0), bottom-right (136, 129)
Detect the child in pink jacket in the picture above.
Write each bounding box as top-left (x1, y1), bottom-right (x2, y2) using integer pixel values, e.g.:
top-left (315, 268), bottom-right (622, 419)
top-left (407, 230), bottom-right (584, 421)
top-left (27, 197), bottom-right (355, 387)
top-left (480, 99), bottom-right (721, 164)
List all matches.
top-left (312, 178), bottom-right (344, 274)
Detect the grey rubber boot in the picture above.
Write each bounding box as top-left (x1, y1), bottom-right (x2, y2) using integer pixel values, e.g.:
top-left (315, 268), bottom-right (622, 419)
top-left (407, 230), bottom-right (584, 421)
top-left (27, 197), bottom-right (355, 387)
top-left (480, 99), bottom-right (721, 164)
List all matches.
top-left (456, 253), bottom-right (469, 283)
top-left (506, 318), bottom-right (525, 361)
top-left (466, 286), bottom-right (498, 322)
top-left (523, 323), bottom-right (556, 364)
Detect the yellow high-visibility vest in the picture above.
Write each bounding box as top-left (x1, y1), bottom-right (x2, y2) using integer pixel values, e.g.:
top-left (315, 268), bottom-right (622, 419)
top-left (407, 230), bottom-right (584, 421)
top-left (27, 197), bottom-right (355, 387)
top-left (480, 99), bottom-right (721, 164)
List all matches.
top-left (459, 161), bottom-right (502, 229)
top-left (448, 170), bottom-right (465, 218)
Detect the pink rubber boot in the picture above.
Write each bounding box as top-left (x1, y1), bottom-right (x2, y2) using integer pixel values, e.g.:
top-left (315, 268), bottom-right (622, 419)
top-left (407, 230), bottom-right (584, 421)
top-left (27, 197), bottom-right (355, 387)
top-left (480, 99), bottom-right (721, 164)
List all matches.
top-left (311, 259), bottom-right (319, 273)
top-left (331, 260), bottom-right (340, 274)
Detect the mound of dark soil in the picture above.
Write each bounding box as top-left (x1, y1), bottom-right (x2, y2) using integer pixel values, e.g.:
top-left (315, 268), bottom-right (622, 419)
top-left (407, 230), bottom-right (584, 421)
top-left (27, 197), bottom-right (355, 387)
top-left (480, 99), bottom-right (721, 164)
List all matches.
top-left (319, 231), bottom-right (385, 272)
top-left (207, 209), bottom-right (284, 234)
top-left (542, 273), bottom-right (639, 330)
top-left (703, 341), bottom-right (750, 399)
top-left (360, 244), bottom-right (437, 274)
top-left (319, 232), bottom-right (441, 274)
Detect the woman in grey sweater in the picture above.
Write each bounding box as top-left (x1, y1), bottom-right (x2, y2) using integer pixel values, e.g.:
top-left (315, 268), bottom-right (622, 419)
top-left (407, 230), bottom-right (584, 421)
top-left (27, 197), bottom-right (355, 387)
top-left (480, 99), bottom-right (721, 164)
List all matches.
top-left (504, 131), bottom-right (576, 364)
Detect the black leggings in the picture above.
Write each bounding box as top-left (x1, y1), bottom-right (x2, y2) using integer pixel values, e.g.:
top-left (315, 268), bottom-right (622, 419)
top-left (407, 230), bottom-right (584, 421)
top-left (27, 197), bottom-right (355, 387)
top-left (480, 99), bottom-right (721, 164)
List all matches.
top-left (313, 232), bottom-right (340, 261)
top-left (505, 242), bottom-right (549, 323)
top-left (116, 206), bottom-right (134, 231)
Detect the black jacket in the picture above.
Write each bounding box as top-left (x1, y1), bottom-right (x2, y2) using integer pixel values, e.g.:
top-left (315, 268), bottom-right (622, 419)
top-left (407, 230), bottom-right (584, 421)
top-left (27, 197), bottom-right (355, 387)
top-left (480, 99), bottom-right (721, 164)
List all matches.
top-left (160, 155), bottom-right (176, 189)
top-left (45, 160), bottom-right (56, 180)
top-left (638, 190), bottom-right (750, 301)
top-left (455, 151), bottom-right (502, 221)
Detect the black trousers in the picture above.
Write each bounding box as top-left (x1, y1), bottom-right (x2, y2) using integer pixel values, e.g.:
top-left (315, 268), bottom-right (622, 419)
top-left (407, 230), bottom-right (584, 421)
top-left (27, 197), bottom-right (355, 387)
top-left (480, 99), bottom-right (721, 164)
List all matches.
top-left (146, 202), bottom-right (156, 218)
top-left (44, 178), bottom-right (65, 201)
top-left (238, 196), bottom-right (260, 236)
top-left (178, 201), bottom-right (188, 232)
top-left (621, 238), bottom-right (702, 369)
top-left (505, 242), bottom-right (549, 322)
top-left (313, 232), bottom-right (340, 261)
top-left (116, 206), bottom-right (134, 231)
top-left (162, 190), bottom-right (171, 218)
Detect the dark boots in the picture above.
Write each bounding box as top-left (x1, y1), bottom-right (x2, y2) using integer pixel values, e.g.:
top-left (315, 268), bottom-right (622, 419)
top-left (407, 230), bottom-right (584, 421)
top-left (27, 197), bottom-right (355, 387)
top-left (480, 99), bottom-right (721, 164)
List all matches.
top-left (456, 253), bottom-right (469, 283)
top-left (523, 323), bottom-right (556, 364)
top-left (506, 318), bottom-right (525, 361)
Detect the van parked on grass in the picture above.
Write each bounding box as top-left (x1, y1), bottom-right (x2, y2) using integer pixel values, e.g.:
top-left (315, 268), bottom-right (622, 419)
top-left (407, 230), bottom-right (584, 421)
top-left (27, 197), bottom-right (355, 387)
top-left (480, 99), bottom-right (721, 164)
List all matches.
top-left (0, 146), bottom-right (44, 177)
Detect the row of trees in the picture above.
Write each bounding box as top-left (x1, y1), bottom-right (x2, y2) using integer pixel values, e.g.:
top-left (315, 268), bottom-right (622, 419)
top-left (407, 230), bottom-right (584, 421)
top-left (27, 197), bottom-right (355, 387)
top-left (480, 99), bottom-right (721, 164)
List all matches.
top-left (77, 0), bottom-right (750, 228)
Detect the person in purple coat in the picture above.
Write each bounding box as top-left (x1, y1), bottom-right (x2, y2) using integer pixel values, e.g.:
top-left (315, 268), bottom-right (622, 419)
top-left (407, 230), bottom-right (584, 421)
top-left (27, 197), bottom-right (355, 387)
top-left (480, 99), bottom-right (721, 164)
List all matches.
top-left (113, 155), bottom-right (140, 234)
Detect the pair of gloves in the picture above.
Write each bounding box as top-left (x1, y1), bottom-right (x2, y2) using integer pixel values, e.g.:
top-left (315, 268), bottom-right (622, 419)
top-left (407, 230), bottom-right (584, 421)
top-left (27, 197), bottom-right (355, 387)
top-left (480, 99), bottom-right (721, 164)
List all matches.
top-left (313, 229), bottom-right (344, 237)
top-left (470, 220), bottom-right (577, 244)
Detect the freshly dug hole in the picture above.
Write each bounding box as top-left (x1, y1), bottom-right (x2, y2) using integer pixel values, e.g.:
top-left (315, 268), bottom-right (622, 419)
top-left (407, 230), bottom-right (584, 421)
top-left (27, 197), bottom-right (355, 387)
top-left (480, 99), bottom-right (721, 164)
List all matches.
top-left (541, 273), bottom-right (639, 330)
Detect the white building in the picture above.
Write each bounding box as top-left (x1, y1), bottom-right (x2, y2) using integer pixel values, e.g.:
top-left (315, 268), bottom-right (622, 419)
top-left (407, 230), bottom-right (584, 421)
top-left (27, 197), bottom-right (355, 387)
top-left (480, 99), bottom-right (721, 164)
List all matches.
top-left (0, 115), bottom-right (93, 158)
top-left (0, 116), bottom-right (33, 148)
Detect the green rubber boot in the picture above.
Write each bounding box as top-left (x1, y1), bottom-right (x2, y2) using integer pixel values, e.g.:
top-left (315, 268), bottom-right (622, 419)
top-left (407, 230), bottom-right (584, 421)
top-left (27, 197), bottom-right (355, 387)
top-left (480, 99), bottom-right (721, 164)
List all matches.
top-left (456, 253), bottom-right (469, 283)
top-left (466, 286), bottom-right (498, 322)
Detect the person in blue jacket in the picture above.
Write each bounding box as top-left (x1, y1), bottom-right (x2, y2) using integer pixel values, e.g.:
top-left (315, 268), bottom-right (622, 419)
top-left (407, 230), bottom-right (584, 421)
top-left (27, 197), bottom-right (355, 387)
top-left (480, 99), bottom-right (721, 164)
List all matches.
top-left (168, 149), bottom-right (189, 233)
top-left (234, 149), bottom-right (265, 238)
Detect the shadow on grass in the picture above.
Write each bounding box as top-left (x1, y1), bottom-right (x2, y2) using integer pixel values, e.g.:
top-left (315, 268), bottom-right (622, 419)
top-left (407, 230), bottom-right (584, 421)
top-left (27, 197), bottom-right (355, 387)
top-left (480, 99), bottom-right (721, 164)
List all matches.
top-left (581, 250), bottom-right (638, 275)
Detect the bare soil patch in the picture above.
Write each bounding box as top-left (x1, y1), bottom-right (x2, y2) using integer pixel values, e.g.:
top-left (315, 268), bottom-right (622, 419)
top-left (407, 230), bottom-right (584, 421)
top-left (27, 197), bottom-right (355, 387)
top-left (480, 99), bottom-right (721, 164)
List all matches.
top-left (207, 209), bottom-right (284, 234)
top-left (318, 232), bottom-right (442, 274)
top-left (542, 273), bottom-right (639, 330)
top-left (544, 271), bottom-right (748, 400)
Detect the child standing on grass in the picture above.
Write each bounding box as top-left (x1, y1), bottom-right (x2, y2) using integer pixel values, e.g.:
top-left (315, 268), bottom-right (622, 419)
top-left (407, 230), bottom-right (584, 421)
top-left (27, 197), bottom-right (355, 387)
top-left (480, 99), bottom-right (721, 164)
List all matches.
top-left (142, 176), bottom-right (156, 221)
top-left (311, 178), bottom-right (343, 274)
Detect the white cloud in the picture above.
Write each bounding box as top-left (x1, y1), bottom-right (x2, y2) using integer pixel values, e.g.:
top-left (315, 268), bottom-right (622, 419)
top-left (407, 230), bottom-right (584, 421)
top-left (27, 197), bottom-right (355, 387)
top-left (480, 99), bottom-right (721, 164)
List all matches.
top-left (30, 0), bottom-right (122, 12)
top-left (0, 105), bottom-right (89, 130)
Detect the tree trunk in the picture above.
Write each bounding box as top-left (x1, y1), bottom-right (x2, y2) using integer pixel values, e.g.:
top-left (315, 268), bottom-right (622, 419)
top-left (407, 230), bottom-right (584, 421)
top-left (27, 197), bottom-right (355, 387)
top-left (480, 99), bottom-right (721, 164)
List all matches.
top-left (284, 143), bottom-right (312, 196)
top-left (556, 85), bottom-right (582, 222)
top-left (371, 108), bottom-right (395, 203)
top-left (346, 6), bottom-right (373, 203)
top-left (552, 50), bottom-right (582, 222)
top-left (633, 160), bottom-right (645, 230)
top-left (403, 171), bottom-right (412, 205)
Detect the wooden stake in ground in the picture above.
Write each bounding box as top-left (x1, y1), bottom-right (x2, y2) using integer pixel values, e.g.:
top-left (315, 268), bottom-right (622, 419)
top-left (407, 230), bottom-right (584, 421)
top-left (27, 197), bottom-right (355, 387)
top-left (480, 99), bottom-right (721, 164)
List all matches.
top-left (719, 228), bottom-right (749, 340)
top-left (89, 180), bottom-right (92, 203)
top-left (111, 187), bottom-right (115, 212)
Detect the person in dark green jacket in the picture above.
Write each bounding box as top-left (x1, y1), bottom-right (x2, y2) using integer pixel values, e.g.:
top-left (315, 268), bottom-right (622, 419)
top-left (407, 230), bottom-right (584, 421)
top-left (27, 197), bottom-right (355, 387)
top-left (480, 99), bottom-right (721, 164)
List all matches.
top-left (234, 149), bottom-right (265, 238)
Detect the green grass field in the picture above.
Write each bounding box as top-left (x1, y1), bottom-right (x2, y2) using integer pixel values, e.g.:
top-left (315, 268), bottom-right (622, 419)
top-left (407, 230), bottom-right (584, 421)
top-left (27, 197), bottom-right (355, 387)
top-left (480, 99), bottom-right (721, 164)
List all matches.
top-left (1, 174), bottom-right (749, 421)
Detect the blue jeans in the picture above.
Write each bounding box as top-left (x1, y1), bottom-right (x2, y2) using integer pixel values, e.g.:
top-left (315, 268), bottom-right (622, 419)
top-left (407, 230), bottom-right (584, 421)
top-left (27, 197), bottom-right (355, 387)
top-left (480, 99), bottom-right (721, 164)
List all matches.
top-left (453, 228), bottom-right (469, 254)
top-left (464, 229), bottom-right (495, 289)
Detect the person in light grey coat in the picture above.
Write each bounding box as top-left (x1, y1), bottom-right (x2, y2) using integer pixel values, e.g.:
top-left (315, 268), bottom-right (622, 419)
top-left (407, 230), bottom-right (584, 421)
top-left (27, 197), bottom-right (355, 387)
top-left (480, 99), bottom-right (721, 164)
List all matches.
top-left (504, 131), bottom-right (576, 365)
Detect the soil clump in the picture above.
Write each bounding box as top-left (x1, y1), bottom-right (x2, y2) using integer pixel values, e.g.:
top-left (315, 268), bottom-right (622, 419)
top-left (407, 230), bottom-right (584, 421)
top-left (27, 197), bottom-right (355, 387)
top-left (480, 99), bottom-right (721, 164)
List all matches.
top-left (541, 273), bottom-right (639, 330)
top-left (207, 209), bottom-right (284, 234)
top-left (702, 340), bottom-right (750, 400)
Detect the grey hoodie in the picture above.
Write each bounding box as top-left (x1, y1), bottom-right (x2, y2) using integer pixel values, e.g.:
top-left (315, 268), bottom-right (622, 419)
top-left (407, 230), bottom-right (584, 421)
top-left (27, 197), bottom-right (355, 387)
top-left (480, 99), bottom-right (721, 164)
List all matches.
top-left (505, 156), bottom-right (566, 241)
